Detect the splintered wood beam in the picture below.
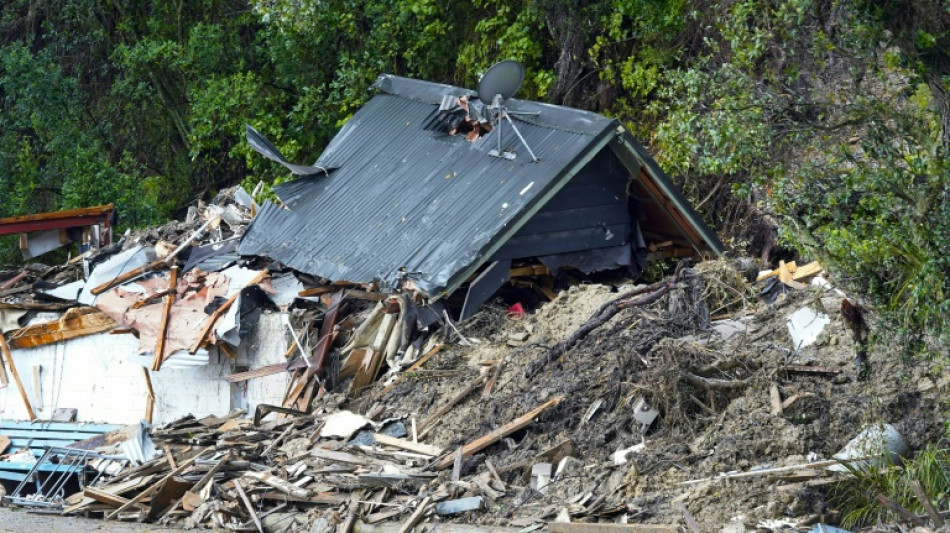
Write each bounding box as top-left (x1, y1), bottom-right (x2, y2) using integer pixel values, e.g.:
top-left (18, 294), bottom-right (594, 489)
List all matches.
top-left (91, 259), bottom-right (166, 295)
top-left (142, 367), bottom-right (155, 424)
top-left (234, 479), bottom-right (264, 533)
top-left (92, 216), bottom-right (220, 296)
top-left (8, 307), bottom-right (117, 349)
top-left (372, 344), bottom-right (442, 400)
top-left (431, 397), bottom-right (562, 469)
top-left (0, 334), bottom-right (34, 420)
top-left (189, 270), bottom-right (268, 353)
top-left (151, 267), bottom-right (179, 371)
top-left (106, 446), bottom-right (212, 519)
top-left (418, 372), bottom-right (488, 438)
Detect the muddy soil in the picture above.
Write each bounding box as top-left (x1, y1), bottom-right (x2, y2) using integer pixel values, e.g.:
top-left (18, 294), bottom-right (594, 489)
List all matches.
top-left (362, 261), bottom-right (949, 530)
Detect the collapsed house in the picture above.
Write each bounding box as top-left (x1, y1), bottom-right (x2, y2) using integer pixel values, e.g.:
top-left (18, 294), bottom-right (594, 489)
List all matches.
top-left (0, 72), bottom-right (726, 517)
top-left (241, 74), bottom-right (722, 318)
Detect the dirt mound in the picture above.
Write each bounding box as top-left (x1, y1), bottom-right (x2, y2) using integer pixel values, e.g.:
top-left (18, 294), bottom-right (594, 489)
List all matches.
top-left (369, 262), bottom-right (948, 530)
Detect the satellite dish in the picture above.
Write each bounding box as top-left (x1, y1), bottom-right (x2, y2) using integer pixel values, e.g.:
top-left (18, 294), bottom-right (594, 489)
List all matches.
top-left (477, 60), bottom-right (525, 104)
top-left (477, 61), bottom-right (539, 163)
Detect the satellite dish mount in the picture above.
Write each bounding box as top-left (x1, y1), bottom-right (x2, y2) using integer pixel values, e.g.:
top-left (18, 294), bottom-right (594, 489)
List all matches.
top-left (478, 61), bottom-right (539, 163)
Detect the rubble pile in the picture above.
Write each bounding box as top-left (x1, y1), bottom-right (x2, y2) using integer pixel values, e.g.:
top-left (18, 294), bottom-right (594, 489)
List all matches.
top-left (1, 194), bottom-right (947, 532)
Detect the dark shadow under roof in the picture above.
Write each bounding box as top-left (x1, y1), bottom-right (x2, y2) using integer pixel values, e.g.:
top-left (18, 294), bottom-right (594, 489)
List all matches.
top-left (239, 75), bottom-right (722, 295)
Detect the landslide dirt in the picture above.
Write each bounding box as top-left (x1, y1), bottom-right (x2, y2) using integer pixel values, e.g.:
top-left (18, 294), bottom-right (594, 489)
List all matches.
top-left (365, 260), bottom-right (949, 530)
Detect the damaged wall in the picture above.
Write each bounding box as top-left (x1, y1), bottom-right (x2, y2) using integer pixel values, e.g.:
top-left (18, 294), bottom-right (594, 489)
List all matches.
top-left (0, 313), bottom-right (290, 425)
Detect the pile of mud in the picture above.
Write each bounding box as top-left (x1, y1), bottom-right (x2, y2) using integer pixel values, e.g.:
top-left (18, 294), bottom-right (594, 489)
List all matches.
top-left (367, 261), bottom-right (948, 530)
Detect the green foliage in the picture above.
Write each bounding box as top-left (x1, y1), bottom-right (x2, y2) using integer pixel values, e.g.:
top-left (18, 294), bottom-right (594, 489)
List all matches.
top-left (831, 444), bottom-right (950, 528)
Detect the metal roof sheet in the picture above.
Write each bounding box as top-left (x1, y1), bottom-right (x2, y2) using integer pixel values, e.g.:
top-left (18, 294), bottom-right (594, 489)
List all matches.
top-left (239, 75), bottom-right (722, 295)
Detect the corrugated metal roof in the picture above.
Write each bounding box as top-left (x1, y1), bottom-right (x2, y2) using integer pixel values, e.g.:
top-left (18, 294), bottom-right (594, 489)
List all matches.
top-left (239, 74), bottom-right (722, 295)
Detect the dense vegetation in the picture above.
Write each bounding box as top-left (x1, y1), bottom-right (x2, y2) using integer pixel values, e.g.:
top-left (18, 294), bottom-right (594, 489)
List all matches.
top-left (1, 0), bottom-right (947, 349)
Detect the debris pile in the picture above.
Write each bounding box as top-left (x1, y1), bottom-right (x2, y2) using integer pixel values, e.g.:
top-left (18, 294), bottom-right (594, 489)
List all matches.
top-left (2, 212), bottom-right (947, 532)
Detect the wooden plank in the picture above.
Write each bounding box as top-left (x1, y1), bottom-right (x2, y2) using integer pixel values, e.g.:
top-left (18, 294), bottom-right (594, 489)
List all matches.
top-left (509, 265), bottom-right (550, 278)
top-left (91, 259), bottom-right (166, 296)
top-left (152, 266), bottom-right (178, 371)
top-left (431, 397), bottom-right (562, 469)
top-left (910, 480), bottom-right (944, 528)
top-left (8, 307), bottom-right (116, 349)
top-left (397, 496), bottom-right (431, 533)
top-left (189, 270), bottom-right (268, 353)
top-left (0, 333), bottom-right (34, 420)
top-left (62, 475), bottom-right (154, 515)
top-left (549, 523), bottom-right (679, 533)
top-left (418, 372), bottom-right (487, 438)
top-left (373, 344), bottom-right (442, 399)
top-left (373, 434), bottom-right (443, 457)
top-left (769, 383), bottom-right (783, 416)
top-left (784, 365), bottom-right (841, 375)
top-left (142, 367), bottom-right (155, 424)
top-left (0, 271), bottom-right (28, 291)
top-left (791, 261), bottom-right (823, 281)
top-left (83, 486), bottom-right (147, 510)
top-left (225, 363), bottom-right (286, 382)
top-left (877, 494), bottom-right (928, 527)
top-left (0, 204), bottom-right (114, 225)
top-left (234, 479), bottom-right (264, 533)
top-left (106, 446), bottom-right (212, 518)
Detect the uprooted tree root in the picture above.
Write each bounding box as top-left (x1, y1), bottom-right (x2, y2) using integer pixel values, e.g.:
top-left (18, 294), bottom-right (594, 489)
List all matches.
top-left (525, 263), bottom-right (706, 378)
top-left (642, 339), bottom-right (760, 434)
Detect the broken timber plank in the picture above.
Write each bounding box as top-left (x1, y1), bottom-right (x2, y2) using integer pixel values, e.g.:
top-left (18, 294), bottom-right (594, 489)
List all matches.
top-left (244, 471), bottom-right (311, 499)
top-left (355, 523), bottom-right (521, 533)
top-left (189, 270), bottom-right (268, 353)
top-left (234, 479), bottom-right (264, 533)
top-left (784, 365), bottom-right (841, 375)
top-left (226, 363), bottom-right (286, 382)
top-left (151, 266), bottom-right (178, 371)
top-left (418, 372), bottom-right (488, 438)
top-left (756, 261), bottom-right (798, 282)
top-left (373, 344), bottom-right (442, 399)
top-left (0, 333), bottom-right (34, 420)
top-left (373, 434), bottom-right (443, 456)
top-left (8, 307), bottom-right (116, 349)
top-left (548, 523), bottom-right (679, 533)
top-left (91, 259), bottom-right (166, 296)
top-left (84, 487), bottom-right (148, 511)
top-left (92, 216), bottom-right (220, 296)
top-left (769, 383), bottom-right (783, 416)
top-left (142, 367), bottom-right (155, 424)
top-left (106, 446), bottom-right (212, 519)
top-left (431, 397), bottom-right (562, 470)
top-left (791, 261), bottom-right (823, 281)
top-left (910, 480), bottom-right (945, 528)
top-left (397, 496), bottom-right (431, 533)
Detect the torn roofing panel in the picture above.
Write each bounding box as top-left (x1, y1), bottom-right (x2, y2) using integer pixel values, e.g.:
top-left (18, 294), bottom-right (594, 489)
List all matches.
top-left (241, 90), bottom-right (614, 294)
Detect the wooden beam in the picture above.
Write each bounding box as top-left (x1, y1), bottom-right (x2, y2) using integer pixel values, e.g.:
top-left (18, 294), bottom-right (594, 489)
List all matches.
top-left (0, 333), bottom-right (34, 420)
top-left (8, 307), bottom-right (116, 349)
top-left (431, 397), bottom-right (562, 469)
top-left (373, 344), bottom-right (442, 400)
top-left (373, 434), bottom-right (443, 457)
top-left (234, 479), bottom-right (264, 533)
top-left (83, 487), bottom-right (148, 511)
top-left (151, 267), bottom-right (179, 371)
top-left (418, 372), bottom-right (487, 438)
top-left (106, 446), bottom-right (212, 519)
top-left (549, 523), bottom-right (679, 533)
top-left (189, 270), bottom-right (268, 353)
top-left (142, 367), bottom-right (154, 425)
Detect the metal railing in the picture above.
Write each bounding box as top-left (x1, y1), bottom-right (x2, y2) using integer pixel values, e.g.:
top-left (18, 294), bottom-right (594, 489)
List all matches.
top-left (3, 446), bottom-right (130, 509)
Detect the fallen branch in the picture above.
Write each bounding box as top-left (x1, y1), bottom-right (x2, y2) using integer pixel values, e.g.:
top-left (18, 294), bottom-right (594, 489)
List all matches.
top-left (542, 262), bottom-right (687, 364)
top-left (682, 372), bottom-right (747, 391)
